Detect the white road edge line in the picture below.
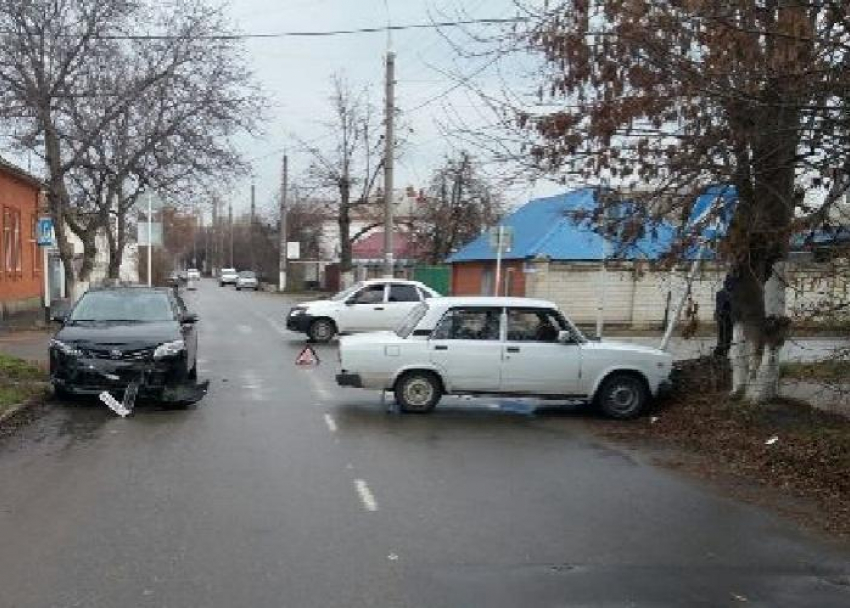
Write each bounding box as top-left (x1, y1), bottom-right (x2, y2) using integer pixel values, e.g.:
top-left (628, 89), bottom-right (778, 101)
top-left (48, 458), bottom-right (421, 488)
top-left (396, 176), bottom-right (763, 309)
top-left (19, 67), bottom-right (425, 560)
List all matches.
top-left (324, 413), bottom-right (338, 433)
top-left (354, 479), bottom-right (378, 512)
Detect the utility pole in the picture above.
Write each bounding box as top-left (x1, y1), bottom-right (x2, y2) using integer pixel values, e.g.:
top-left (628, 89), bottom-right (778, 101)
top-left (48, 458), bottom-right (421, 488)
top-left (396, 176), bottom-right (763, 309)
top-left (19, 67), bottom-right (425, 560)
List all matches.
top-left (192, 202), bottom-right (198, 268)
top-left (250, 183), bottom-right (256, 225)
top-left (279, 154), bottom-right (288, 292)
top-left (228, 202), bottom-right (234, 268)
top-left (211, 198), bottom-right (218, 275)
top-left (249, 183), bottom-right (256, 270)
top-left (146, 190), bottom-right (153, 287)
top-left (382, 50), bottom-right (396, 278)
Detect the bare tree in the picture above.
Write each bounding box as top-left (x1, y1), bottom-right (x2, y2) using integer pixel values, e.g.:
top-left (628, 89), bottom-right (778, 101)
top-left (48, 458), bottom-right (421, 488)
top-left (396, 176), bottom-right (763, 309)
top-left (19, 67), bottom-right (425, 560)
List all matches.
top-left (65, 5), bottom-right (261, 280)
top-left (0, 0), bottom-right (261, 295)
top-left (299, 75), bottom-right (385, 283)
top-left (413, 151), bottom-right (501, 264)
top-left (501, 1), bottom-right (850, 402)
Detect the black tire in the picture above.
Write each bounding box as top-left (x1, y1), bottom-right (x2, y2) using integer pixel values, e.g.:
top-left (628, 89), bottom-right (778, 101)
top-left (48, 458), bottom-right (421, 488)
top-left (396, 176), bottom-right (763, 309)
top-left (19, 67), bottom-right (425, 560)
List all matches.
top-left (595, 373), bottom-right (648, 420)
top-left (308, 318), bottom-right (336, 343)
top-left (394, 371), bottom-right (442, 414)
top-left (236, 286), bottom-right (241, 291)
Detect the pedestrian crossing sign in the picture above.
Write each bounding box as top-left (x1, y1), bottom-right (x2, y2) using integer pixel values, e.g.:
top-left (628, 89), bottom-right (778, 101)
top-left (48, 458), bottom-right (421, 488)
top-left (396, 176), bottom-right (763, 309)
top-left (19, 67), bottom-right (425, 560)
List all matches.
top-left (295, 345), bottom-right (320, 367)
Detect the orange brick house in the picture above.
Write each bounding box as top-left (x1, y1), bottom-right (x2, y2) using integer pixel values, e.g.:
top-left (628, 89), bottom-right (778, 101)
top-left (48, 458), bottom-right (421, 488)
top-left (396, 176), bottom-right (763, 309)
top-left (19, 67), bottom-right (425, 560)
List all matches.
top-left (0, 159), bottom-right (45, 324)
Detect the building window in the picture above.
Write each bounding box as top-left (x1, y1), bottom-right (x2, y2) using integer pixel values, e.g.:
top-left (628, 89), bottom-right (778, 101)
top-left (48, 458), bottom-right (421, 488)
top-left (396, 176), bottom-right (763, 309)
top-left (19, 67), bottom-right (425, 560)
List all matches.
top-left (2, 207), bottom-right (10, 277)
top-left (13, 210), bottom-right (21, 274)
top-left (2, 207), bottom-right (23, 278)
top-left (31, 214), bottom-right (40, 277)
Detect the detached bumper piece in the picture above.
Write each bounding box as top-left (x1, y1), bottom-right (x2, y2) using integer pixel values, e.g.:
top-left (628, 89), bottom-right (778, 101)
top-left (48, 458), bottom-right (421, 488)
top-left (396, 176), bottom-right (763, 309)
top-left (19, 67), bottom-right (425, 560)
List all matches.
top-left (336, 372), bottom-right (363, 388)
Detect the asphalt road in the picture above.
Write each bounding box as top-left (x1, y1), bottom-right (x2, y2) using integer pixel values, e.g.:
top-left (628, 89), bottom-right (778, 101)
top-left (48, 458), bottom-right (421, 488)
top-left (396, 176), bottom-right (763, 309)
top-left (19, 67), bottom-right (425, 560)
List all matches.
top-left (0, 280), bottom-right (847, 608)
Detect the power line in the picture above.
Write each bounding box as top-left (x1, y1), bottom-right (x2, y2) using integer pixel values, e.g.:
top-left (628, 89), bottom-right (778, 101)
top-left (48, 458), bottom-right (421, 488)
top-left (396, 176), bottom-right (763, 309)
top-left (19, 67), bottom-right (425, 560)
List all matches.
top-left (19, 17), bottom-right (527, 41)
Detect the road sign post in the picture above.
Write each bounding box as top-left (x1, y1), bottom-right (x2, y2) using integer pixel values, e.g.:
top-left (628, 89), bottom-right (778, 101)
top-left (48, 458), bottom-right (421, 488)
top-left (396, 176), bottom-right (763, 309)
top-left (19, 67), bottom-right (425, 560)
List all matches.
top-left (489, 226), bottom-right (513, 296)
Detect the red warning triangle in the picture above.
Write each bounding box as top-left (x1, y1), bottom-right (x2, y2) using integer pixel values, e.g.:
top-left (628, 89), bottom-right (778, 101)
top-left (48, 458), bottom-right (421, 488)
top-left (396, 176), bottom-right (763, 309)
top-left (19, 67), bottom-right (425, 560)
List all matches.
top-left (295, 345), bottom-right (320, 367)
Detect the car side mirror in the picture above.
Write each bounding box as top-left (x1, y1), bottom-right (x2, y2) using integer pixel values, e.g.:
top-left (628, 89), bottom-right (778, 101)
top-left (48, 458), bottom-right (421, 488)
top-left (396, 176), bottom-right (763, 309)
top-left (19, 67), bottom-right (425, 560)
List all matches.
top-left (181, 313), bottom-right (199, 324)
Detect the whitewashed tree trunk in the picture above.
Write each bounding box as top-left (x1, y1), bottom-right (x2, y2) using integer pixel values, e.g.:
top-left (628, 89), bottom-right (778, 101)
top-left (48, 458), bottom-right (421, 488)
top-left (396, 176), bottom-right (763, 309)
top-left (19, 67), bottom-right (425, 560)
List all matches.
top-left (340, 270), bottom-right (355, 290)
top-left (746, 263), bottom-right (786, 402)
top-left (730, 321), bottom-right (750, 397)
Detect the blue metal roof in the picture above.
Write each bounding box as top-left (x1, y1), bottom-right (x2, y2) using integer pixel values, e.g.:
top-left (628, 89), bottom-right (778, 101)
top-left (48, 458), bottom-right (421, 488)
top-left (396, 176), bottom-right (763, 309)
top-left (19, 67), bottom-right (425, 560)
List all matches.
top-left (447, 188), bottom-right (679, 263)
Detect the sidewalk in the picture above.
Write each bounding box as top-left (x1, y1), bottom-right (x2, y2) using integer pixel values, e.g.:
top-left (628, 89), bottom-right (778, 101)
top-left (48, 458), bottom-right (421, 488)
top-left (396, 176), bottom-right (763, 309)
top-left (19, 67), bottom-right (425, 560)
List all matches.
top-left (0, 330), bottom-right (50, 365)
top-left (619, 335), bottom-right (849, 363)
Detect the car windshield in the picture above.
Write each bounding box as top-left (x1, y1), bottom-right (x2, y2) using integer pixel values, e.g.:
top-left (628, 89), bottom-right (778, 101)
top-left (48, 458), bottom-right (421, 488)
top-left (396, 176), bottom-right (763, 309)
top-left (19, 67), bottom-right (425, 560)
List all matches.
top-left (69, 291), bottom-right (175, 323)
top-left (396, 302), bottom-right (428, 338)
top-left (331, 282), bottom-right (364, 301)
top-left (239, 271), bottom-right (256, 278)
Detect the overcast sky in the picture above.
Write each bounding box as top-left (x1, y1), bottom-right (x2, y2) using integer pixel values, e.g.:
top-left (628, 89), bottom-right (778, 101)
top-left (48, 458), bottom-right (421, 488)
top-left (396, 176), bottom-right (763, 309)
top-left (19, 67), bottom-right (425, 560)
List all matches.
top-left (223, 0), bottom-right (557, 217)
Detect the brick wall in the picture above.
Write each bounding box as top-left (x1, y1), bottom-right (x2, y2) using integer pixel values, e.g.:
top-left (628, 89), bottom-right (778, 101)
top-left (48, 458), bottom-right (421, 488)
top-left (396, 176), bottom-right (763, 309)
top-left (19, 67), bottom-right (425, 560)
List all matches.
top-left (451, 261), bottom-right (527, 297)
top-left (0, 168), bottom-right (43, 320)
top-left (452, 262), bottom-right (483, 295)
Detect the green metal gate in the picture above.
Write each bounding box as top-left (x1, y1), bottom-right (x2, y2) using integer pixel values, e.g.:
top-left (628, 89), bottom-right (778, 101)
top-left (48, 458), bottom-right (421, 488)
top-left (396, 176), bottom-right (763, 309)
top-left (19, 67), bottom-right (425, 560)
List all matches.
top-left (413, 265), bottom-right (451, 295)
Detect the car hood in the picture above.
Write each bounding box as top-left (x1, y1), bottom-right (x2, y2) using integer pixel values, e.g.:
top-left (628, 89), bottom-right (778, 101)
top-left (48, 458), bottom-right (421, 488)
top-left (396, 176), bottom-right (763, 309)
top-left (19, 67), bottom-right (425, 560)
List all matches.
top-left (582, 340), bottom-right (671, 358)
top-left (299, 299), bottom-right (339, 311)
top-left (55, 321), bottom-right (181, 348)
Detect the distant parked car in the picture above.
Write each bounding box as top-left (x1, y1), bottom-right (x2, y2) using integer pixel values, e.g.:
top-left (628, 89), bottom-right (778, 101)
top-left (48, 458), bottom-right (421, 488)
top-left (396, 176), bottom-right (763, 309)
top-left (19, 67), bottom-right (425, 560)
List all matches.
top-left (336, 296), bottom-right (672, 418)
top-left (287, 279), bottom-right (441, 343)
top-left (236, 271), bottom-right (259, 291)
top-left (219, 268), bottom-right (238, 287)
top-left (187, 268), bottom-right (200, 280)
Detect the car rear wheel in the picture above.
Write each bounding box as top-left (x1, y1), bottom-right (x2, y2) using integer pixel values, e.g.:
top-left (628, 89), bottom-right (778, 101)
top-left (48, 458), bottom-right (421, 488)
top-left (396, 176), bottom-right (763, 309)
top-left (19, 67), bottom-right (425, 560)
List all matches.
top-left (308, 318), bottom-right (336, 343)
top-left (395, 372), bottom-right (442, 413)
top-left (595, 373), bottom-right (648, 419)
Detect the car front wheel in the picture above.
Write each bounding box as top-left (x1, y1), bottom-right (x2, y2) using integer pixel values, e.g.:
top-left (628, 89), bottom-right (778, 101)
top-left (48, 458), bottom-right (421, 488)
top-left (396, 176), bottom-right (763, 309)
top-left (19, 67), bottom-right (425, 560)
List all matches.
top-left (595, 373), bottom-right (648, 419)
top-left (308, 318), bottom-right (336, 343)
top-left (395, 372), bottom-right (442, 413)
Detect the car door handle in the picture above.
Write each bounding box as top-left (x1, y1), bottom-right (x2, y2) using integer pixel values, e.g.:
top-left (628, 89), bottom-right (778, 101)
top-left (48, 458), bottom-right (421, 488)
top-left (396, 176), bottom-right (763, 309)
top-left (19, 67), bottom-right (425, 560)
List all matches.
top-left (434, 345), bottom-right (448, 351)
top-left (374, 307), bottom-right (384, 311)
top-left (506, 346), bottom-right (520, 353)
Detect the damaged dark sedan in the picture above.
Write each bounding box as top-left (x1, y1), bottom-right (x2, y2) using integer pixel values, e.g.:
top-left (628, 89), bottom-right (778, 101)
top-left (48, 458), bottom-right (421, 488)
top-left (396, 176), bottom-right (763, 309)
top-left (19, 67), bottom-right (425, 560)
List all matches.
top-left (50, 286), bottom-right (199, 401)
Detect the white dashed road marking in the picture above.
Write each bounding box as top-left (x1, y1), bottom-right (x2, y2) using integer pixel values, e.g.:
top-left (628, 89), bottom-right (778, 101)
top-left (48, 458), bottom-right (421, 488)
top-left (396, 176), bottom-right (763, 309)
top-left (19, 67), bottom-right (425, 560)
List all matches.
top-left (323, 414), bottom-right (338, 433)
top-left (238, 324), bottom-right (253, 334)
top-left (354, 479), bottom-right (378, 512)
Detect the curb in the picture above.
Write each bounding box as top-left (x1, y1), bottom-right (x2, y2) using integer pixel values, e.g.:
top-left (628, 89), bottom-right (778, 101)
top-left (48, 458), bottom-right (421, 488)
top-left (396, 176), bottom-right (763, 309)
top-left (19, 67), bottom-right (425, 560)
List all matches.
top-left (0, 393), bottom-right (46, 426)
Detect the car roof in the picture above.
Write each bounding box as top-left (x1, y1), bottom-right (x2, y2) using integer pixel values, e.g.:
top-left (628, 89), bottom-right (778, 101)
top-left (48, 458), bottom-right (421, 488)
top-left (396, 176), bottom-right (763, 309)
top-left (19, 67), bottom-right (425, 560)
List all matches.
top-left (87, 283), bottom-right (170, 293)
top-left (425, 296), bottom-right (558, 309)
top-left (360, 278), bottom-right (424, 285)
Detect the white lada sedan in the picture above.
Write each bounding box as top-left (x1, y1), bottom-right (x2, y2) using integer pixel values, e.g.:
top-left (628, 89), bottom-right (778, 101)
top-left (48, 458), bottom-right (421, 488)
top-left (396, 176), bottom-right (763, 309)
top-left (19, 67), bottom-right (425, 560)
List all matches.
top-left (336, 297), bottom-right (673, 419)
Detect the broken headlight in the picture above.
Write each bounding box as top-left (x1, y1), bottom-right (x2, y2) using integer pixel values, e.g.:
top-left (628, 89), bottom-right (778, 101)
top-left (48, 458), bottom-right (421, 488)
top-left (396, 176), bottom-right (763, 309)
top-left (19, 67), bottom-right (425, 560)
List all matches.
top-left (50, 339), bottom-right (82, 357)
top-left (153, 339), bottom-right (185, 359)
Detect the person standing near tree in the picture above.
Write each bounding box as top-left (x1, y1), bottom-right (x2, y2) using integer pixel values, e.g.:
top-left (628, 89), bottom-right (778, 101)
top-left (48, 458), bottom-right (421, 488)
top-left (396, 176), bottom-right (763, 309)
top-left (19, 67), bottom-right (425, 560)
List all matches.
top-left (714, 275), bottom-right (734, 357)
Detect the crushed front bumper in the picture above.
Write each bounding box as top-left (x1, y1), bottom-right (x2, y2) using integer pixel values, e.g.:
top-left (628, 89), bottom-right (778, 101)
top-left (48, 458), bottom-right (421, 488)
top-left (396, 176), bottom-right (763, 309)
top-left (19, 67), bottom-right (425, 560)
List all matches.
top-left (50, 352), bottom-right (189, 399)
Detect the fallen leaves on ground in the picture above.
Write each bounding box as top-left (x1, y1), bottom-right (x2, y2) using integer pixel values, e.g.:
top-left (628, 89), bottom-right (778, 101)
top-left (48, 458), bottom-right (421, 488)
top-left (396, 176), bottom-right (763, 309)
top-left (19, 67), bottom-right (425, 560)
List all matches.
top-left (600, 384), bottom-right (850, 538)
